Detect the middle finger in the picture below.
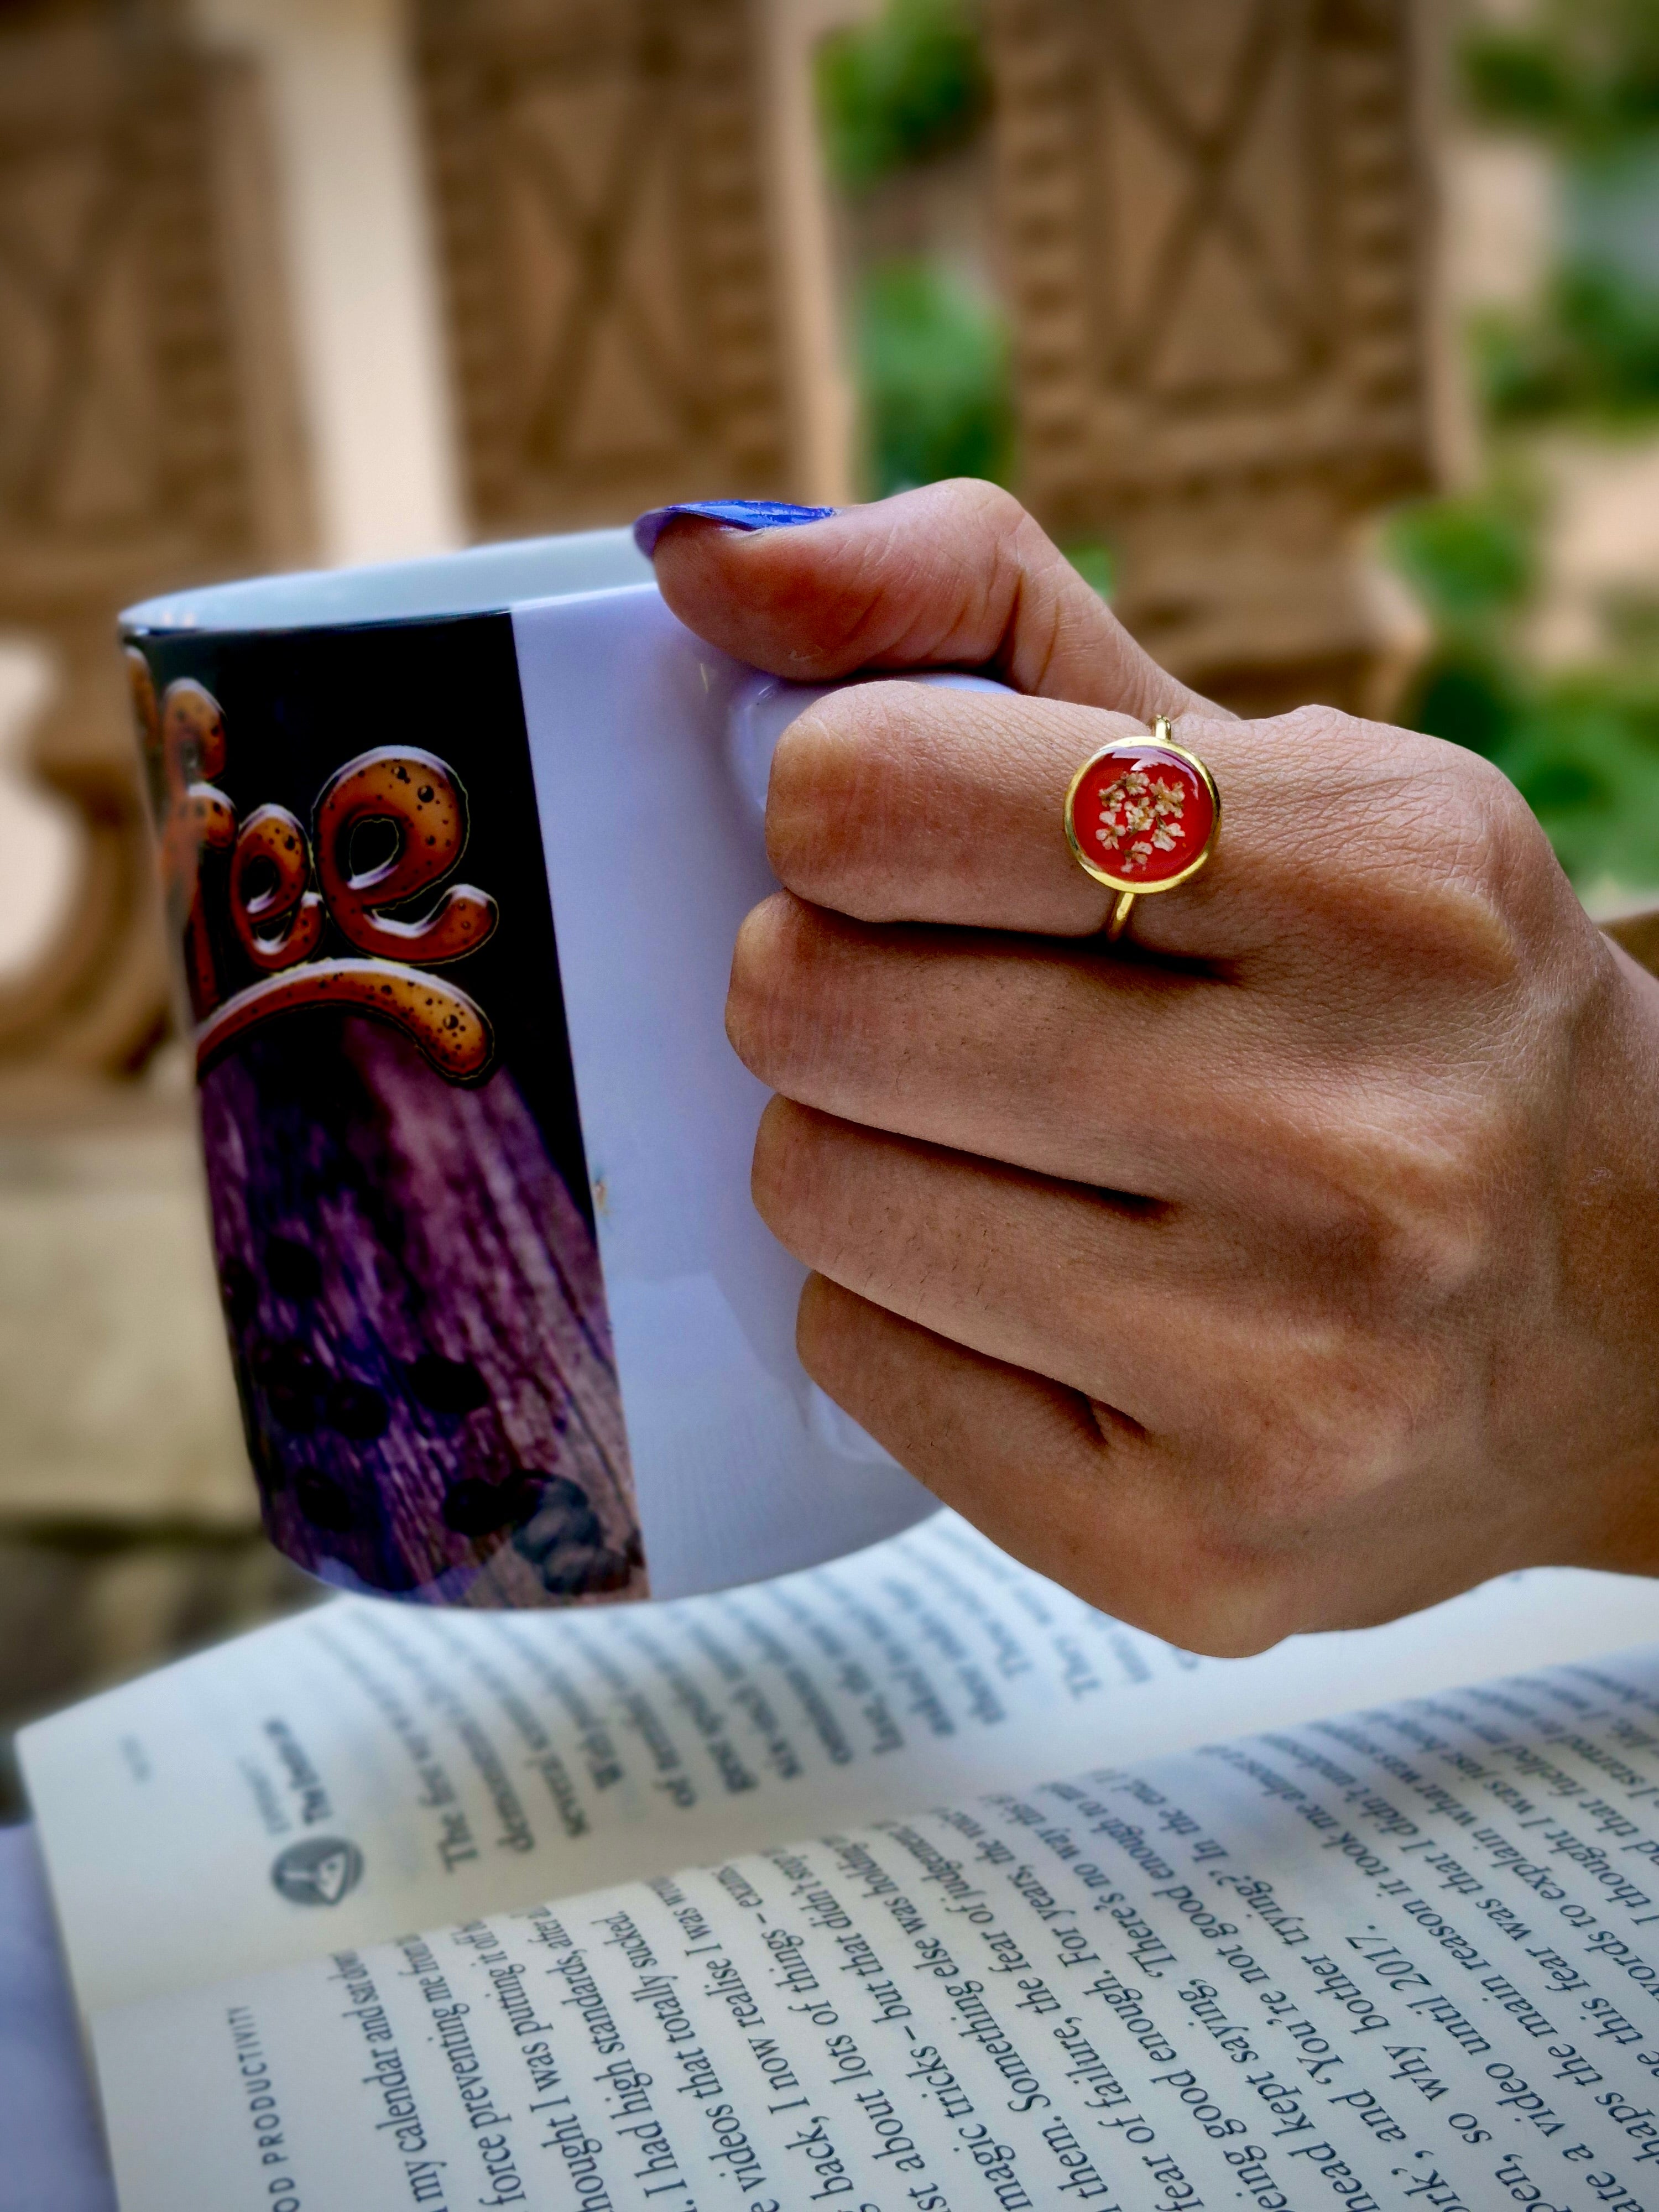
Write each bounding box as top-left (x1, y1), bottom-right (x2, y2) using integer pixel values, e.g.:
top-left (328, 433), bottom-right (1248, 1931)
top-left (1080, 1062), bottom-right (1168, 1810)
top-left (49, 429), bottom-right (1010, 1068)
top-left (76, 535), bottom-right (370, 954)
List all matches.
top-left (728, 890), bottom-right (1275, 1193)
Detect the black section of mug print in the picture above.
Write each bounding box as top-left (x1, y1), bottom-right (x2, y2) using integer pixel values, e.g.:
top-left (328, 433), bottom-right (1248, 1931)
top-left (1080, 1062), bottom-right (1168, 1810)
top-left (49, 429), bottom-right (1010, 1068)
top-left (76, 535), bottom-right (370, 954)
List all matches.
top-left (133, 614), bottom-right (644, 1606)
top-left (137, 612), bottom-right (591, 1213)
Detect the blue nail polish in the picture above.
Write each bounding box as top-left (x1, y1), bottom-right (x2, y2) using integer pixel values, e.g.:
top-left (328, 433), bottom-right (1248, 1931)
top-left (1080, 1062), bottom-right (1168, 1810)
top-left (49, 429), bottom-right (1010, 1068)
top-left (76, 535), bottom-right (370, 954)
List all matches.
top-left (632, 499), bottom-right (836, 557)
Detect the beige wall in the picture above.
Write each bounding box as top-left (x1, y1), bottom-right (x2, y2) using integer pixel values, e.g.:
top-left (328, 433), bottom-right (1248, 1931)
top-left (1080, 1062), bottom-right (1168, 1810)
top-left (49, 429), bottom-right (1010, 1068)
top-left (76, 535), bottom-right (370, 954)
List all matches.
top-left (192, 0), bottom-right (465, 565)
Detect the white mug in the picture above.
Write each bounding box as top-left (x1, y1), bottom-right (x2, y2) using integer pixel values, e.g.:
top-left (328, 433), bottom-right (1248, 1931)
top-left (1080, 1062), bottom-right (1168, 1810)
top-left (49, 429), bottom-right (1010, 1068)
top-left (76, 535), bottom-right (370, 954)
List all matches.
top-left (122, 526), bottom-right (1004, 1609)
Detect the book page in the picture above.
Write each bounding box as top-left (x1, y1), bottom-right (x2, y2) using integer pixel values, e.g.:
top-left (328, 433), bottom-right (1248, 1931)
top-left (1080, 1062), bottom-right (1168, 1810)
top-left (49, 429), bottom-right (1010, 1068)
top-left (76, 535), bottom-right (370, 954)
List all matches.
top-left (23, 1510), bottom-right (1659, 2024)
top-left (17, 1515), bottom-right (1160, 2016)
top-left (93, 1643), bottom-right (1659, 2212)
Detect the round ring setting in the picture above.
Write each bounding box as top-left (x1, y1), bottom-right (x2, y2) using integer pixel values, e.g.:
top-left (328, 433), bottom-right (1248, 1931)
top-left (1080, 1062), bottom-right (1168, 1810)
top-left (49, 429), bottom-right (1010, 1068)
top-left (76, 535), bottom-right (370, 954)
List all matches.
top-left (1063, 715), bottom-right (1220, 941)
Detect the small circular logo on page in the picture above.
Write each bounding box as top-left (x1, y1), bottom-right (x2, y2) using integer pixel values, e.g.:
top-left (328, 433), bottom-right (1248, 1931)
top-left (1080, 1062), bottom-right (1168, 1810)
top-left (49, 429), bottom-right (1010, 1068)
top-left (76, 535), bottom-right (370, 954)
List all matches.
top-left (270, 1836), bottom-right (364, 1907)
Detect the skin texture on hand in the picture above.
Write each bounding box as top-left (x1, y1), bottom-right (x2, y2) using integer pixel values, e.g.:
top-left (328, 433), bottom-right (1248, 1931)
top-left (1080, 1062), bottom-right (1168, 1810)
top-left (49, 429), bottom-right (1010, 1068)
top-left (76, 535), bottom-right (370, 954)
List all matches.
top-left (649, 480), bottom-right (1659, 1655)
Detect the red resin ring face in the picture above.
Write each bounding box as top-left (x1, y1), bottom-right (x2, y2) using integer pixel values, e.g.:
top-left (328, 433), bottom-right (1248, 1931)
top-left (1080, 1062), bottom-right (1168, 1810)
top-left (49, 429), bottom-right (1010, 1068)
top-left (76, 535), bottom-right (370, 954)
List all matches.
top-left (1065, 740), bottom-right (1218, 893)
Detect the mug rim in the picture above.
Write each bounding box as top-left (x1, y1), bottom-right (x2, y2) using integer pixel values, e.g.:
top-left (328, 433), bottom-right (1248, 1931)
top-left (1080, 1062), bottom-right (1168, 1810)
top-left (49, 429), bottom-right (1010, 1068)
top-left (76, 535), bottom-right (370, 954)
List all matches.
top-left (120, 525), bottom-right (653, 640)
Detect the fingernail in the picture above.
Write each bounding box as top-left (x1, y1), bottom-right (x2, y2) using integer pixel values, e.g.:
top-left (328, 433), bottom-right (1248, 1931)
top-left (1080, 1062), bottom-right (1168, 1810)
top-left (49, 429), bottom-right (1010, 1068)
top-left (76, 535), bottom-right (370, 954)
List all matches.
top-left (632, 499), bottom-right (837, 557)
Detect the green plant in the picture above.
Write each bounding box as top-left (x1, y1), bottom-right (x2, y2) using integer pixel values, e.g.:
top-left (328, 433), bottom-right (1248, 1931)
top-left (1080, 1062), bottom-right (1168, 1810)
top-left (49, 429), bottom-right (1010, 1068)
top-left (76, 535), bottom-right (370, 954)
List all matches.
top-left (855, 259), bottom-right (1012, 496)
top-left (1395, 641), bottom-right (1659, 891)
top-left (1462, 1), bottom-right (1659, 431)
top-left (1478, 265), bottom-right (1659, 425)
top-left (1063, 542), bottom-right (1115, 600)
top-left (1388, 484), bottom-right (1659, 888)
top-left (1388, 490), bottom-right (1532, 773)
top-left (1384, 1), bottom-right (1659, 891)
top-left (1504, 669), bottom-right (1659, 884)
top-left (816, 0), bottom-right (989, 193)
top-left (1463, 0), bottom-right (1659, 158)
top-left (1386, 492), bottom-right (1537, 637)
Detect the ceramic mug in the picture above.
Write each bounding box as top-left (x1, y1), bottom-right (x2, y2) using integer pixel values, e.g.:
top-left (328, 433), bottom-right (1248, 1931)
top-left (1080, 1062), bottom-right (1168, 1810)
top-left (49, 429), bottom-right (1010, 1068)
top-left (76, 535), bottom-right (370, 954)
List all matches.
top-left (121, 525), bottom-right (1004, 1609)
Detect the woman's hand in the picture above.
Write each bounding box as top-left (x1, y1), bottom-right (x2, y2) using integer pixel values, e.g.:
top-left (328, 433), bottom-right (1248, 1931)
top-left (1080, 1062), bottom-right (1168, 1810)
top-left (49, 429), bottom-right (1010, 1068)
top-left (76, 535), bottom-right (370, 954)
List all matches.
top-left (649, 481), bottom-right (1659, 1653)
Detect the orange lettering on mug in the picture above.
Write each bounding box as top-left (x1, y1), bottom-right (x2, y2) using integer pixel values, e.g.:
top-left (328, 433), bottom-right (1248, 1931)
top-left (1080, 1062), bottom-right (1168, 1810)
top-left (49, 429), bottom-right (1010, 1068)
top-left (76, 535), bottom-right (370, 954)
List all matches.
top-left (314, 749), bottom-right (497, 964)
top-left (133, 669), bottom-right (237, 1018)
top-left (125, 669), bottom-right (498, 1079)
top-left (230, 805), bottom-right (325, 973)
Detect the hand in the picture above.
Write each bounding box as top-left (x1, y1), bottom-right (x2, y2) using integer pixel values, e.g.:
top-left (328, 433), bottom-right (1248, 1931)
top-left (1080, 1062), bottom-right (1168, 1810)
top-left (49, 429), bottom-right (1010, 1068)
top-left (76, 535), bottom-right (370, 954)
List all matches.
top-left (650, 481), bottom-right (1659, 1653)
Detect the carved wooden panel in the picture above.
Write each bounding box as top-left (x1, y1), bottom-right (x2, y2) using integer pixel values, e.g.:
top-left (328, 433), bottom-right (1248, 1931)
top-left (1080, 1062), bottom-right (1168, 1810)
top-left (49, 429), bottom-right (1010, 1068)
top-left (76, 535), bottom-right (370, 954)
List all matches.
top-left (987, 0), bottom-right (1439, 711)
top-left (0, 1), bottom-right (308, 1103)
top-left (417, 0), bottom-right (798, 533)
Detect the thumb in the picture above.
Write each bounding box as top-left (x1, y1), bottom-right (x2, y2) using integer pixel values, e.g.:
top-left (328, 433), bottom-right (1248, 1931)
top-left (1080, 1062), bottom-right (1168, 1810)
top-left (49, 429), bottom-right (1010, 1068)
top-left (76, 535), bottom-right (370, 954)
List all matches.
top-left (635, 480), bottom-right (1227, 722)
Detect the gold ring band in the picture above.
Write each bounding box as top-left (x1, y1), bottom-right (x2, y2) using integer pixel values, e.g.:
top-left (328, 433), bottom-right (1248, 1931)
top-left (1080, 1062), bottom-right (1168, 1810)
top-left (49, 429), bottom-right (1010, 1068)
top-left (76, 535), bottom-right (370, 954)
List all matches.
top-left (1063, 714), bottom-right (1221, 943)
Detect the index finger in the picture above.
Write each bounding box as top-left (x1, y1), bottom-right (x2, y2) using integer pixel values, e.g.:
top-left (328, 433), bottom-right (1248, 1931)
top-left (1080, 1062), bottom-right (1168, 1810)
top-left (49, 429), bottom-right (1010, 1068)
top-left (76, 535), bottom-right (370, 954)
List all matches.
top-left (638, 479), bottom-right (1223, 724)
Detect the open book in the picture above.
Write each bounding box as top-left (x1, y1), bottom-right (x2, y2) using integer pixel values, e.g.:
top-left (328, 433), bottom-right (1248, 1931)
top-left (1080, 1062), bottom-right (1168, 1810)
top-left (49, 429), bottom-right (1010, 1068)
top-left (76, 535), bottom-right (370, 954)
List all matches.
top-left (23, 1509), bottom-right (1659, 2211)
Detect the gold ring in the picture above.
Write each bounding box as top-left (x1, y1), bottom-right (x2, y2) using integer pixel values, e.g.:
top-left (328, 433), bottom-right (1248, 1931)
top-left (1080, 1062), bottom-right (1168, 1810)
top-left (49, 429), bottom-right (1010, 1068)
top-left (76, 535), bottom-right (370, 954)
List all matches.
top-left (1063, 715), bottom-right (1220, 942)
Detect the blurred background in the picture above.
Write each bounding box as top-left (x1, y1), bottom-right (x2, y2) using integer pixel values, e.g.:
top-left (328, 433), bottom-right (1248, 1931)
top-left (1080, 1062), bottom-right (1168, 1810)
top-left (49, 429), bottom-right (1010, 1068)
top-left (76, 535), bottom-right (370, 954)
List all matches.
top-left (3, 0), bottom-right (1658, 1814)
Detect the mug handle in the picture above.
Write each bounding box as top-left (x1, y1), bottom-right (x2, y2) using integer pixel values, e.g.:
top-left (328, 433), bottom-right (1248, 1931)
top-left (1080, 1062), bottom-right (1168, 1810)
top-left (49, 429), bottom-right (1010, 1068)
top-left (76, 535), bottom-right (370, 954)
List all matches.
top-left (725, 669), bottom-right (1013, 821)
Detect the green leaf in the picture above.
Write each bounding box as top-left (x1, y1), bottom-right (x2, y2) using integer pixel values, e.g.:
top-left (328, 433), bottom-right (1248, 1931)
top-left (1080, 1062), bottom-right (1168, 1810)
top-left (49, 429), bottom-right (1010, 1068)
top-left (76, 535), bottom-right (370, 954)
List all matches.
top-left (855, 259), bottom-right (1013, 495)
top-left (816, 0), bottom-right (989, 193)
top-left (1462, 1), bottom-right (1659, 158)
top-left (1384, 496), bottom-right (1536, 635)
top-left (1063, 542), bottom-right (1115, 601)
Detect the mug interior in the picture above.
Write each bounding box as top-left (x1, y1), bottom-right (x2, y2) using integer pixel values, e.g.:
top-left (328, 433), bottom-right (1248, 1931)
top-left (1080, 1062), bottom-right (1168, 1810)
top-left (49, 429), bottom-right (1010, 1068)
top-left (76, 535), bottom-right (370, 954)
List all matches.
top-left (121, 526), bottom-right (652, 637)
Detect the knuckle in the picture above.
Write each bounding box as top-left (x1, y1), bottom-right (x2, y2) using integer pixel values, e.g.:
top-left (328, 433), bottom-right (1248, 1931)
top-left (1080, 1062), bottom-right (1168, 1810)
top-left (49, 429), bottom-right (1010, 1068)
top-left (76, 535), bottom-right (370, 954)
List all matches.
top-left (1187, 1601), bottom-right (1301, 1661)
top-left (795, 1271), bottom-right (862, 1390)
top-left (1131, 1545), bottom-right (1305, 1657)
top-left (766, 683), bottom-right (912, 902)
top-left (1379, 745), bottom-right (1560, 978)
top-left (1085, 1438), bottom-right (1321, 1654)
top-left (1214, 1295), bottom-right (1468, 1507)
top-left (1234, 1055), bottom-right (1521, 1325)
top-left (1279, 1329), bottom-right (1454, 1490)
top-left (725, 893), bottom-right (816, 1080)
top-left (1219, 1425), bottom-right (1329, 1525)
top-left (1208, 1395), bottom-right (1349, 1528)
top-left (1265, 701), bottom-right (1357, 747)
top-left (916, 478), bottom-right (1052, 617)
top-left (1438, 749), bottom-right (1548, 905)
top-left (764, 709), bottom-right (838, 895)
top-left (1176, 1310), bottom-right (1449, 1525)
top-left (936, 476), bottom-right (1026, 532)
top-left (749, 1098), bottom-right (824, 1244)
top-left (1250, 712), bottom-right (1567, 988)
top-left (1328, 1086), bottom-right (1516, 1307)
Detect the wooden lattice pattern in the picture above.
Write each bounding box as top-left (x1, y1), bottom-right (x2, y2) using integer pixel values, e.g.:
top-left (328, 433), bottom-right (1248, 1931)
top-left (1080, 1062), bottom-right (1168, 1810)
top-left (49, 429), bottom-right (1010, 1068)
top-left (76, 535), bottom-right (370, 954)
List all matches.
top-left (988, 0), bottom-right (1438, 706)
top-left (0, 4), bottom-right (302, 1097)
top-left (418, 0), bottom-right (796, 533)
